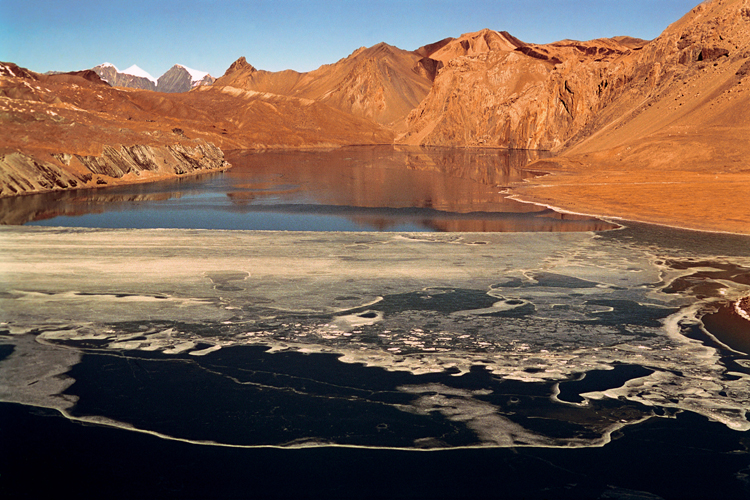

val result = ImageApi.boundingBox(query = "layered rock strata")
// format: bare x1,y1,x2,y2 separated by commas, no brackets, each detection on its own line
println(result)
398,33,644,149
0,142,228,197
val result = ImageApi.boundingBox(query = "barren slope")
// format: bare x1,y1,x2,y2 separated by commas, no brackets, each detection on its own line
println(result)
511,0,750,234
213,43,435,130
398,31,641,149
0,62,391,197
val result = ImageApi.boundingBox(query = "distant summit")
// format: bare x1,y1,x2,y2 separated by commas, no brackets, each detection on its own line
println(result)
157,64,216,93
94,63,156,90
92,63,214,92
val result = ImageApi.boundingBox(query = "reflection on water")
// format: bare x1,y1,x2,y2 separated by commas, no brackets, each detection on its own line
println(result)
6,146,617,232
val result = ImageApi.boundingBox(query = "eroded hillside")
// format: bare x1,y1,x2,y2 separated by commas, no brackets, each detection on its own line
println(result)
511,0,750,233
0,61,391,196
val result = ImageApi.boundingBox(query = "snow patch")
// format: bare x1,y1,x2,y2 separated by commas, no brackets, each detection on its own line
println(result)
1,64,16,77
122,64,157,84
99,62,119,72
176,64,210,84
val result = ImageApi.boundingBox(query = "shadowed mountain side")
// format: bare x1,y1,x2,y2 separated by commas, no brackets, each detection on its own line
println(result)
156,65,216,93
92,64,157,91
213,43,435,130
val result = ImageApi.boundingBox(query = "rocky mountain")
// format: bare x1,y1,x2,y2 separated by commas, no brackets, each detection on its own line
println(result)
509,0,750,233
397,32,645,149
93,63,157,91
398,0,749,160
157,64,216,93
92,63,214,93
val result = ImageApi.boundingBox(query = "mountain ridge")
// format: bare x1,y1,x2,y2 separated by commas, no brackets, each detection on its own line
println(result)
92,63,216,93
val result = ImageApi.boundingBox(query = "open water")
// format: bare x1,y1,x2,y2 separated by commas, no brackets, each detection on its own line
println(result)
4,146,615,232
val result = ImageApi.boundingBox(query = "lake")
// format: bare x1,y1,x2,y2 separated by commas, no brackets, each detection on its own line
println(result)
4,146,617,232
1,147,749,499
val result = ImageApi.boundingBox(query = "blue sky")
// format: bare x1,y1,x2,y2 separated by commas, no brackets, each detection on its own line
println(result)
2,0,702,78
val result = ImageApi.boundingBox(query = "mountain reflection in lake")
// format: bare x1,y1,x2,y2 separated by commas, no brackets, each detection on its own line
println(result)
6,146,617,231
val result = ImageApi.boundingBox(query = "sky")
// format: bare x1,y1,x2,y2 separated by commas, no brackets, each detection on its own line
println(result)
1,0,703,78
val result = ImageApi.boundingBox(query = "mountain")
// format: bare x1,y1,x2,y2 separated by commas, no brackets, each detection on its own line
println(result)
93,63,157,91
509,0,750,233
92,63,214,93
212,42,435,130
0,59,390,197
397,32,642,149
157,64,216,93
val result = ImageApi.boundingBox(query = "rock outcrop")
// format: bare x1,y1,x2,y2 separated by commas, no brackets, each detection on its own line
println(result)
0,142,228,197
397,32,641,149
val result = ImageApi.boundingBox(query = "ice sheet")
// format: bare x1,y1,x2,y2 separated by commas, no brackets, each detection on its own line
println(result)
1,225,749,448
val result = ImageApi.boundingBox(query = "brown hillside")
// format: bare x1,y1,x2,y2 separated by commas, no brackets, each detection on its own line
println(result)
511,0,750,234
0,61,391,197
398,32,637,149
213,43,434,130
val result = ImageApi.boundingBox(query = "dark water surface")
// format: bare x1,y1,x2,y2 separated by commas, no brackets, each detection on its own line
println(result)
6,146,617,232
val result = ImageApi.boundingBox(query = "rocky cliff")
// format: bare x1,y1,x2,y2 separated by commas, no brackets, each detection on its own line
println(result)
399,0,750,155
508,0,750,234
0,143,228,197
397,31,644,149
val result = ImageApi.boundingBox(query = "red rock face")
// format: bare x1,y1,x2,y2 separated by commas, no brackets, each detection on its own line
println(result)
398,33,639,150
401,0,750,155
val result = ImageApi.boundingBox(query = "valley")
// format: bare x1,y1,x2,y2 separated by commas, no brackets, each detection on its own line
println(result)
1,0,748,233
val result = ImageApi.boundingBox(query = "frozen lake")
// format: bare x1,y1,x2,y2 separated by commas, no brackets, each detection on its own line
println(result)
1,222,749,498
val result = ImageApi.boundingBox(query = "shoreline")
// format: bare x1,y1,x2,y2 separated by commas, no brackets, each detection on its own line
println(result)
509,160,750,236
506,193,750,238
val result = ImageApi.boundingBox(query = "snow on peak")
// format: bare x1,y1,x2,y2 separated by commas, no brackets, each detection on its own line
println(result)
122,64,157,83
176,64,210,83
99,62,119,71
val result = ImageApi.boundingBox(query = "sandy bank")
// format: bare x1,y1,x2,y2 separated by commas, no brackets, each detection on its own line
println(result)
511,158,750,236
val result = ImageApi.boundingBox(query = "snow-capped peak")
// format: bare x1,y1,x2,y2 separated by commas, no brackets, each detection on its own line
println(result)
99,62,119,71
122,64,157,84
176,64,210,83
